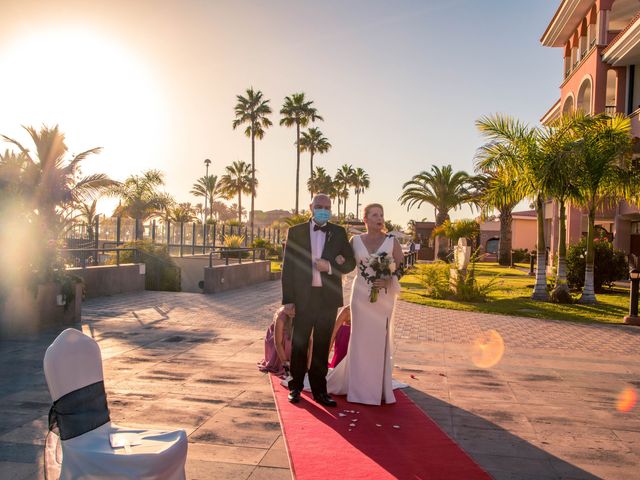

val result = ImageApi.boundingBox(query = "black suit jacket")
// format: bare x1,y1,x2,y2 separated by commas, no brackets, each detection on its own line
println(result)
281,221,356,311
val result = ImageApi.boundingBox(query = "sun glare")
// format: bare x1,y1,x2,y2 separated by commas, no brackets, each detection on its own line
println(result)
470,329,505,369
0,27,168,187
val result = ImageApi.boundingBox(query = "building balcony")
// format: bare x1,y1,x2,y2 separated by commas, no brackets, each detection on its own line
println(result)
602,12,640,66
630,107,640,137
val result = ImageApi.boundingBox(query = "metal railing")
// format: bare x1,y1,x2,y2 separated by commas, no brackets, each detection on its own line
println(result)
59,247,140,268
208,247,268,267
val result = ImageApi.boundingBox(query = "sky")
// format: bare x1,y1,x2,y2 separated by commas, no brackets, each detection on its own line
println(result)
0,0,561,227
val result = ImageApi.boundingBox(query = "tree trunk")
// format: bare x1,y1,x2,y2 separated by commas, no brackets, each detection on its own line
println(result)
356,189,360,220
579,204,597,304
237,191,242,226
498,207,513,266
343,194,347,219
532,195,549,300
295,122,300,214
434,210,449,261
551,197,571,303
250,129,255,243
310,149,314,199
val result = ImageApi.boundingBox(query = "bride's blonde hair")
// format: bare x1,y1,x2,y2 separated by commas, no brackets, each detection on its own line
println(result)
363,203,384,219
363,203,386,232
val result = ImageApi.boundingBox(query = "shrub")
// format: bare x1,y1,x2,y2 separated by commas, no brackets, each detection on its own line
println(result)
252,238,282,260
419,262,451,299
511,248,529,264
221,235,249,259
566,238,628,292
112,240,181,291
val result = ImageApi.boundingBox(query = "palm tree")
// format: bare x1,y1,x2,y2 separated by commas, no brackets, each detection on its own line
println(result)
1,125,114,238
475,115,552,300
351,167,370,220
168,203,197,223
299,127,331,198
76,199,99,241
307,166,333,198
470,168,521,266
335,164,355,218
233,87,272,238
190,174,221,223
538,114,583,302
110,170,172,240
571,113,634,304
399,165,472,261
280,93,323,213
219,160,255,225
432,219,480,245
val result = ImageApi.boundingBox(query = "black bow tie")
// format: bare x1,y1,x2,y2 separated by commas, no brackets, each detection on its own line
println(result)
313,223,329,232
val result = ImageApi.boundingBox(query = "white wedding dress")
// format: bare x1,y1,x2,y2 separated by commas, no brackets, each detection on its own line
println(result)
326,234,406,405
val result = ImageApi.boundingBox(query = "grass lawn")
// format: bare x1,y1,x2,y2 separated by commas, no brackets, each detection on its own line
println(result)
400,262,630,324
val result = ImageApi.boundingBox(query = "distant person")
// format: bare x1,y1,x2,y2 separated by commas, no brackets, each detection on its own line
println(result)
409,240,416,253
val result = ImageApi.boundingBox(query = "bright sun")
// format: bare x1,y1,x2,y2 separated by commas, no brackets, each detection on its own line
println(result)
0,27,168,195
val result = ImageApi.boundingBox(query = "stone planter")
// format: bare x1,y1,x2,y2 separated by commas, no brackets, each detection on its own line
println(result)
0,282,82,336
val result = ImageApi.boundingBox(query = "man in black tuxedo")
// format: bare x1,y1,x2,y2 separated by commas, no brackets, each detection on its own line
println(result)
281,193,356,406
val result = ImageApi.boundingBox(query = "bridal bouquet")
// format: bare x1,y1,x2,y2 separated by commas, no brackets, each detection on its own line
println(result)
359,251,400,303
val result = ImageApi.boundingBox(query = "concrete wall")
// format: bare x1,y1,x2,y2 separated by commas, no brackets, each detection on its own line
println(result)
173,256,210,293
70,264,145,298
204,261,271,293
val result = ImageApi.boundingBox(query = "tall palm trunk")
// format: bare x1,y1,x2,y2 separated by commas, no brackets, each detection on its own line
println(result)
337,197,341,218
295,122,300,214
498,207,513,266
309,149,315,199
552,198,571,303
579,203,597,304
250,129,255,242
532,195,549,300
343,194,347,219
434,210,449,261
356,189,360,220
237,191,242,225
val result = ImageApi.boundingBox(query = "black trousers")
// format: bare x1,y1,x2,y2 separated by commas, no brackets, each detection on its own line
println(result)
288,287,336,395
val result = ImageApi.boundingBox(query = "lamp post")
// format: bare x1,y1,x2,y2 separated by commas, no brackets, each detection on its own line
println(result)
204,158,211,224
624,267,640,325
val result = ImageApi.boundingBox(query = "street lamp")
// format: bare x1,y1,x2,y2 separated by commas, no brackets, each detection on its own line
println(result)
204,158,211,224
624,265,640,326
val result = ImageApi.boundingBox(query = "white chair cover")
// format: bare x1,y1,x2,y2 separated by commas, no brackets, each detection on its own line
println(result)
44,328,187,480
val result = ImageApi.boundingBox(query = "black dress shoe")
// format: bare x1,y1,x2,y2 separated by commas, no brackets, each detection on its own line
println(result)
288,389,301,403
313,393,337,407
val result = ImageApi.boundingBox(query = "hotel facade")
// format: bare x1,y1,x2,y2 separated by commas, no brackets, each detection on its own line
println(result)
541,0,640,261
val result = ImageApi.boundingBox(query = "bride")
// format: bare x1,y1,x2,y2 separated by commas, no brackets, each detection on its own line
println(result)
327,203,405,405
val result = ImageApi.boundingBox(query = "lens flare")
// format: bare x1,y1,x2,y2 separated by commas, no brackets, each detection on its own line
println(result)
616,388,638,413
471,330,505,369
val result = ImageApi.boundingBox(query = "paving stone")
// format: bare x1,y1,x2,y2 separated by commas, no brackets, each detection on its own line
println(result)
2,275,640,479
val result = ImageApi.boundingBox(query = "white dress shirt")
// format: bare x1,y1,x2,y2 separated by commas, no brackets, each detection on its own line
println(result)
309,221,330,287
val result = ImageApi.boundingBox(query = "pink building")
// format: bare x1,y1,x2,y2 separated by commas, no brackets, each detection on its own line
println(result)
541,0,640,260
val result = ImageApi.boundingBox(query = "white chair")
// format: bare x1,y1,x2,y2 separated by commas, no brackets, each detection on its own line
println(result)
43,328,187,480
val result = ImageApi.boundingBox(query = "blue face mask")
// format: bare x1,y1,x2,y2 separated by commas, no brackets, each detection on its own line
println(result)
313,208,331,224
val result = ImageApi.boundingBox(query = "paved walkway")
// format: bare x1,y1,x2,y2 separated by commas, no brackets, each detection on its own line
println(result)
1,277,640,479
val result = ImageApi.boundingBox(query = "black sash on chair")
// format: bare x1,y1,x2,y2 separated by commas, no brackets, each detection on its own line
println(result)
48,381,110,440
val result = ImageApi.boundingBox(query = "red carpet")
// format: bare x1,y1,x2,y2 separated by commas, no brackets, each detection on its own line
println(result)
270,375,491,480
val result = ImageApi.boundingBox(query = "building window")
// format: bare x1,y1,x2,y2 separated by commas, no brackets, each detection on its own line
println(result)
632,222,640,234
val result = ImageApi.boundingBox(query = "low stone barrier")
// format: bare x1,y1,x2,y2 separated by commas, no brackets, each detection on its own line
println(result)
70,264,145,298
204,260,271,293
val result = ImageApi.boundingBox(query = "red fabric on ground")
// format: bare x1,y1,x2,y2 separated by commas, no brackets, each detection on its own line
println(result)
270,375,491,480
